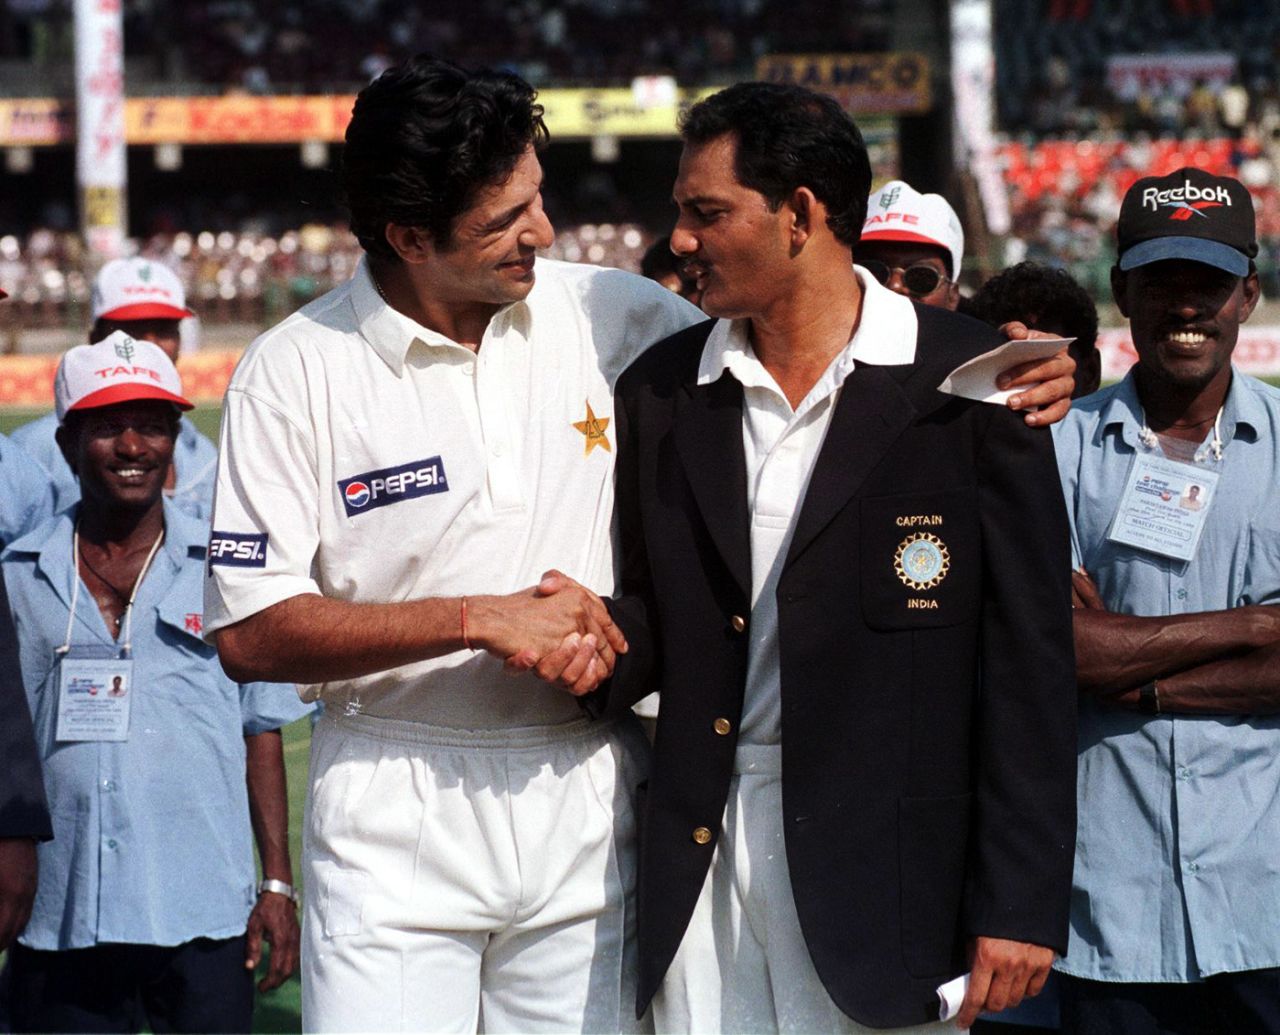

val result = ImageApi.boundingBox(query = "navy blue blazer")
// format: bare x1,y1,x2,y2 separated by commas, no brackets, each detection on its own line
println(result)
602,304,1078,1029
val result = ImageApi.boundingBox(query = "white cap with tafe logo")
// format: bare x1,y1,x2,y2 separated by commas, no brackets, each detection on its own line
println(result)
861,180,965,279
54,330,194,422
92,258,195,322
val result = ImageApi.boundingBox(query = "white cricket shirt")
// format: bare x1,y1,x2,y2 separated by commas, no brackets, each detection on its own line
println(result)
696,268,918,751
205,257,700,728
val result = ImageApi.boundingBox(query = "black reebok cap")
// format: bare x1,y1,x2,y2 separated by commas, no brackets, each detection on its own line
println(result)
1116,166,1257,277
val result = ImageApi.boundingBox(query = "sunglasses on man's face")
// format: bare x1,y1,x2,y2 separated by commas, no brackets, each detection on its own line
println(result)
860,259,947,297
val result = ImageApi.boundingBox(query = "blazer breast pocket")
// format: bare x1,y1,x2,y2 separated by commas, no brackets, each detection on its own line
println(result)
860,489,980,630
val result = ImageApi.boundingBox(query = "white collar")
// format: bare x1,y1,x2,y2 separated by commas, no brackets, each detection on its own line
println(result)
350,257,530,376
696,264,918,388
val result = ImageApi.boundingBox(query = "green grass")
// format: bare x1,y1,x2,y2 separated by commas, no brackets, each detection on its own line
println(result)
252,718,310,1034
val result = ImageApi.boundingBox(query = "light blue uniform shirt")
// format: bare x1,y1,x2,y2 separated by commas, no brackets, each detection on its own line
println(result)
3,501,312,951
0,432,54,548
1052,367,1280,983
12,411,218,520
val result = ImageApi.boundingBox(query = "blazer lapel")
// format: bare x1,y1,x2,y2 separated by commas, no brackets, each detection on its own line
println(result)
785,364,916,567
674,371,752,600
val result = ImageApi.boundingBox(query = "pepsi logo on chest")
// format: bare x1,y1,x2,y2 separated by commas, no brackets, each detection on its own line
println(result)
337,456,450,517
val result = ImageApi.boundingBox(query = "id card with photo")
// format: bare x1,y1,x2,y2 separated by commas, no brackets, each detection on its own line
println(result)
55,655,134,742
1106,452,1220,563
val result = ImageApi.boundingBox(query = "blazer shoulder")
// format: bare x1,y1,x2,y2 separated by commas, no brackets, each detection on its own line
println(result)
915,302,1005,367
617,317,716,400
894,304,1003,412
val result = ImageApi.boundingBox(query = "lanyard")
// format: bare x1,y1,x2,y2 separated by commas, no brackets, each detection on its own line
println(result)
58,524,165,657
1137,405,1225,464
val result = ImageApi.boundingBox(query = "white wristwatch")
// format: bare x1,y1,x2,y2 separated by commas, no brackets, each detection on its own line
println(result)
256,878,300,904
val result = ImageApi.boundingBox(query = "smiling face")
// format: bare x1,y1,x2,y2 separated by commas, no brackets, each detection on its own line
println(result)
669,134,794,319
1112,258,1259,395
57,401,178,513
419,145,554,308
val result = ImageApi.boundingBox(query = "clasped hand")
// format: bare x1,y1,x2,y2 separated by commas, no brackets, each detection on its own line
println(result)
473,570,625,695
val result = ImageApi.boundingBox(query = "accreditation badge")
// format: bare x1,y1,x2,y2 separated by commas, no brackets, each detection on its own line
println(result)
55,647,134,742
1106,452,1221,563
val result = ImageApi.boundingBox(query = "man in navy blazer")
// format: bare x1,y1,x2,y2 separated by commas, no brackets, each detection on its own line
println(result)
587,83,1078,1033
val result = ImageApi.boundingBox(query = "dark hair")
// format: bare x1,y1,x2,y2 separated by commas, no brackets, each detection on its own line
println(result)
966,262,1099,356
679,82,871,246
342,55,549,259
640,237,681,281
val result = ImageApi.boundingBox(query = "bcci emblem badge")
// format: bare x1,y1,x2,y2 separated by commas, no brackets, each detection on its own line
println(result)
880,186,901,209
894,532,950,590
114,336,136,362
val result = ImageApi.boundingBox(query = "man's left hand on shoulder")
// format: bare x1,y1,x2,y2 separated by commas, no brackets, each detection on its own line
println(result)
955,935,1055,1030
996,321,1076,427
245,884,300,992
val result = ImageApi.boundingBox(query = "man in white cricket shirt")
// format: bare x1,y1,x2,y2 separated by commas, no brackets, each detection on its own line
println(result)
202,56,700,1033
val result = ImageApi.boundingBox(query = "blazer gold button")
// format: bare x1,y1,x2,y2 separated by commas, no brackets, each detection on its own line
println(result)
692,826,712,845
730,615,746,633
713,718,732,736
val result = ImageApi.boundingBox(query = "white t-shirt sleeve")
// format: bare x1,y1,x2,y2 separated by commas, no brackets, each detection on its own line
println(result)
203,347,323,640
575,267,704,387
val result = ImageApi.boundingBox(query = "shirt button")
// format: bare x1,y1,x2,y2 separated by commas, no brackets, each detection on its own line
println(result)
692,826,713,845
491,442,505,458
1176,588,1188,600
713,717,732,736
106,838,118,850
462,362,476,376
730,615,746,634
101,779,116,792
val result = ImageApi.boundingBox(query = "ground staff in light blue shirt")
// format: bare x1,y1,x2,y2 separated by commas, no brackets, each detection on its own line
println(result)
0,432,53,547
3,333,311,1034
5,502,311,951
12,410,217,518
1055,367,1280,982
1049,165,1280,1035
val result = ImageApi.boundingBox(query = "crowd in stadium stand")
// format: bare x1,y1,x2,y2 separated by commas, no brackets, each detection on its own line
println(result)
995,0,1280,136
0,0,892,90
0,222,653,344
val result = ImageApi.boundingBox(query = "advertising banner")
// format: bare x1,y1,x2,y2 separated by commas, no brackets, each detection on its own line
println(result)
74,0,126,258
755,53,932,114
1106,53,1236,101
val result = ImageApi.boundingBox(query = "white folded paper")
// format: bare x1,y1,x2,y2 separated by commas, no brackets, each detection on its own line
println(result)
937,337,1075,405
936,972,970,1027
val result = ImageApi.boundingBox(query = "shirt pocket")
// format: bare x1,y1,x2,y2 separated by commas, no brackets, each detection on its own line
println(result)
1240,521,1280,605
860,488,980,630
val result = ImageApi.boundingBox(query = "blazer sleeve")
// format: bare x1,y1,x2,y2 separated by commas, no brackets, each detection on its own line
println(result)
964,405,1077,954
0,571,51,841
590,367,661,718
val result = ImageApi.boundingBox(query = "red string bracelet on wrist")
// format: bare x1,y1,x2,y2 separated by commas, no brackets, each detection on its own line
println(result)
461,596,472,651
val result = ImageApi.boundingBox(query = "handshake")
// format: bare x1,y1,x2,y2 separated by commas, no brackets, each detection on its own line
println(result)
465,570,626,696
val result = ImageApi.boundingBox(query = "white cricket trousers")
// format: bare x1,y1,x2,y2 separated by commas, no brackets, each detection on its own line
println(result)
652,743,947,1034
302,710,649,1034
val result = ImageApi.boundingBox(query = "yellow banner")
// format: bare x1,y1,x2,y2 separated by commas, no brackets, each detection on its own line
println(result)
0,99,69,145
538,87,719,138
755,53,932,114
